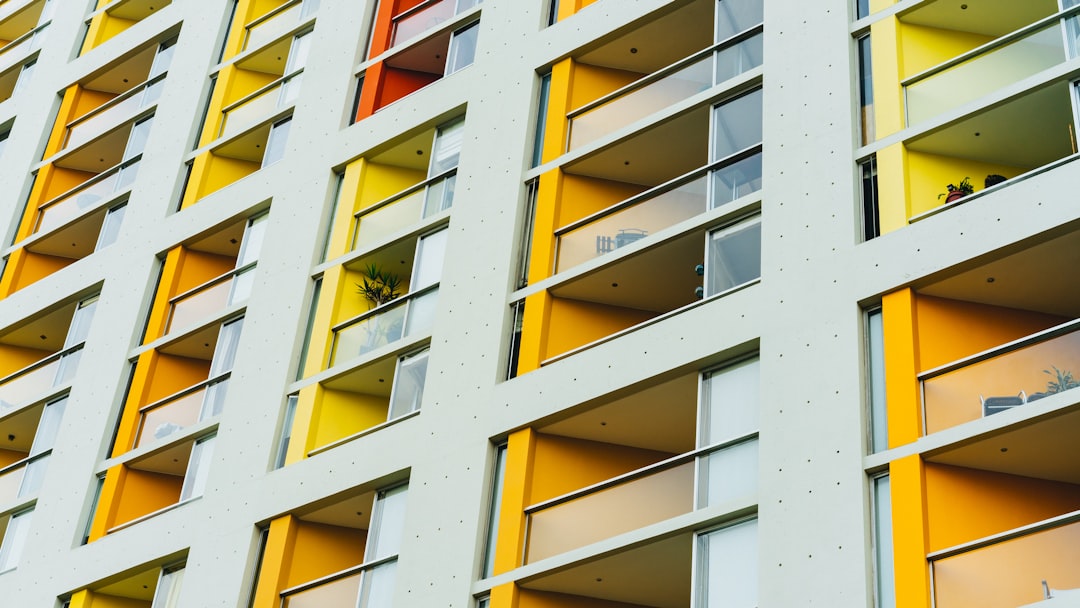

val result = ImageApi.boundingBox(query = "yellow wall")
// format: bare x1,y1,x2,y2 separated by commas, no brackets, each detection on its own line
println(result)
568,63,643,110
71,593,150,608
90,466,183,539
0,447,25,469
925,463,1080,552
557,174,645,227
82,14,138,54
905,151,1023,219
544,298,655,362
309,387,389,450
0,344,51,377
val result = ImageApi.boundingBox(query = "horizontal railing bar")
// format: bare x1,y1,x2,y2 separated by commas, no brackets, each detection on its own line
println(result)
35,154,142,211
244,0,302,30
136,371,231,414
168,262,255,305
928,508,1080,561
902,7,1079,88
220,68,302,114
331,283,438,334
0,449,50,477
64,74,165,131
354,167,457,219
279,555,397,597
918,318,1080,382
524,434,757,514
392,0,446,23
0,21,47,56
567,24,762,120
0,343,83,387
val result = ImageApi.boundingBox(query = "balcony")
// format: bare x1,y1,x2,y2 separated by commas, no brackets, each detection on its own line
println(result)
0,295,96,413
0,0,52,70
179,115,292,208
81,0,171,53
218,73,301,139
0,395,64,507
353,19,478,120
0,56,32,103
494,359,759,570
249,484,408,608
237,0,318,57
879,228,1080,446
215,29,310,140
352,170,455,251
64,562,185,608
329,287,437,367
88,434,215,540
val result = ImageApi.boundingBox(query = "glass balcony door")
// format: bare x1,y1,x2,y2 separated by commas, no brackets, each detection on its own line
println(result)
696,519,758,607
178,435,215,501
148,565,185,608
412,227,449,290
387,348,428,419
15,395,65,498
0,509,33,572
429,117,464,176
704,217,761,298
358,484,408,608
201,317,243,420
697,357,759,508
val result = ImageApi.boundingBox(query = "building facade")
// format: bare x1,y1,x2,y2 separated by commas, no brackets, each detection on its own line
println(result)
0,0,1077,606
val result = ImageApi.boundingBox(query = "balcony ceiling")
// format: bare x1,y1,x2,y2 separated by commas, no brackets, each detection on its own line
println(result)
236,35,291,76
928,400,1080,484
56,126,130,172
900,0,1056,37
158,321,221,360
385,29,450,76
578,0,712,74
216,121,273,162
0,0,42,41
93,568,160,601
107,0,166,21
369,128,436,172
26,206,108,260
521,532,692,608
82,44,157,95
0,300,76,351
907,81,1072,170
919,227,1080,318
565,105,709,187
130,437,193,476
0,402,43,452
186,219,245,257
539,373,697,454
551,230,702,314
322,354,396,396
300,490,376,530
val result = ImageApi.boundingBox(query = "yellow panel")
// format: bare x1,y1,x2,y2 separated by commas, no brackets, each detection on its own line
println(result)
544,298,654,361
568,62,643,111
882,288,921,448
0,344,52,377
493,429,536,575
310,387,388,450
285,520,366,587
891,455,931,608
529,433,675,504
905,150,1024,220
899,24,992,81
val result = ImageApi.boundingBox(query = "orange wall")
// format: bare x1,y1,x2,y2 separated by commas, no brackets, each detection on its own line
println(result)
529,433,675,505
285,521,366,587
925,463,1080,552
111,468,183,528
557,174,646,227
544,298,656,362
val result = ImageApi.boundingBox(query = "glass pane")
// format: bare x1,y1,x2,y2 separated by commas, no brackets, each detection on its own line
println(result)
96,204,126,249
54,349,82,386
221,85,283,139
556,174,707,273
64,297,98,348
858,34,874,144
29,397,66,455
135,387,206,447
12,60,34,95
532,73,551,167
16,455,48,498
710,151,762,208
482,445,507,578
284,32,312,73
422,173,455,216
368,485,409,561
873,475,895,608
262,118,292,167
0,359,61,410
868,310,887,452
209,318,244,376
388,350,428,419
35,165,129,235
714,31,763,85
354,189,426,250
274,395,298,469
228,266,255,304
715,0,763,40
179,436,215,501
116,159,141,190
699,439,758,507
412,228,449,289
429,118,464,176
0,510,33,571
568,55,712,151
392,0,454,47
244,3,302,52
905,23,1066,126
199,377,229,420
712,89,762,160
446,22,479,74
167,279,233,335
237,214,268,267
0,464,27,504
932,519,1080,608
149,567,185,608
123,117,154,160
282,572,362,608
300,0,320,18
703,357,759,445
148,40,176,79
332,302,408,365
404,289,438,336
699,519,758,608
526,461,694,563
706,219,761,296
922,327,1080,435
66,92,145,151
358,560,397,608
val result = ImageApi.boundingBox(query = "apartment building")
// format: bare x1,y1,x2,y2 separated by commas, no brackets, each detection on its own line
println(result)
0,0,1076,606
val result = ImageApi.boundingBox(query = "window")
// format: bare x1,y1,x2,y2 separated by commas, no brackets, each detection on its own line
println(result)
149,565,185,608
860,155,879,240
531,73,551,167
96,204,126,249
699,357,759,508
867,308,887,452
388,349,429,419
872,474,894,608
358,484,409,607
178,435,216,501
711,89,763,208
13,396,67,499
0,509,34,572
429,118,465,176
201,317,244,419
481,444,507,577
446,22,479,75
697,519,758,607
705,217,761,297
12,61,36,96
412,228,449,289
262,117,292,167
274,395,298,469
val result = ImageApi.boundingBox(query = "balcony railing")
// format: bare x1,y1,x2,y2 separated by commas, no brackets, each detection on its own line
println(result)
523,439,756,563
930,511,1080,608
219,72,301,139
329,286,438,367
920,318,1080,435
0,346,81,413
566,28,763,152
32,156,140,236
352,169,455,251
553,149,761,273
242,0,316,53
0,22,46,73
0,452,48,505
132,374,229,448
280,567,363,608
165,265,254,335
390,0,456,48
62,76,163,151
904,12,1080,126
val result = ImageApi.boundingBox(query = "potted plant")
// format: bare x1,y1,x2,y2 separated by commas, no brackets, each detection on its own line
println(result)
938,176,974,203
356,263,402,309
1044,366,1080,394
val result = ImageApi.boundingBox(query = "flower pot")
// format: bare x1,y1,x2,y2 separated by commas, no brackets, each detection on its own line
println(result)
945,190,966,203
